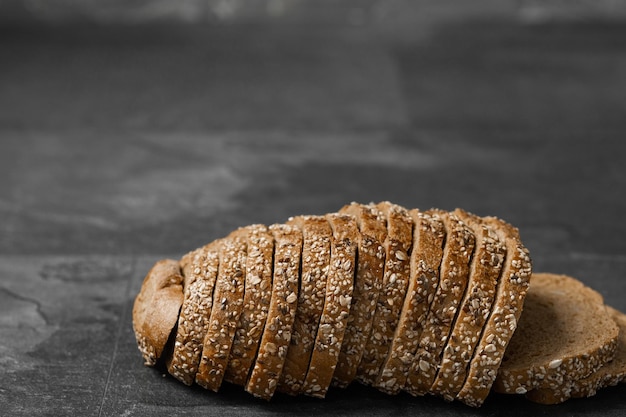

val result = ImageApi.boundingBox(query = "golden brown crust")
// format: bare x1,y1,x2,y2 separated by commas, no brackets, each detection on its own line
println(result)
132,259,184,367
375,209,445,394
195,231,247,391
302,213,358,398
493,273,619,398
333,203,386,388
357,202,413,385
455,216,532,407
279,216,332,395
405,210,475,396
429,209,505,401
167,243,220,385
245,224,302,399
225,225,274,386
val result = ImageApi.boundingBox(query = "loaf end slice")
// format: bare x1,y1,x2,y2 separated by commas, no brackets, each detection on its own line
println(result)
132,259,185,366
493,273,619,397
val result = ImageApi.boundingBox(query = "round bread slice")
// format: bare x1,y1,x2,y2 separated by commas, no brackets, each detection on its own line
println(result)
245,223,302,400
374,209,445,394
356,201,413,385
525,306,626,404
333,202,387,388
455,216,532,407
302,212,358,398
195,231,247,391
429,209,505,401
224,225,274,386
278,215,332,395
404,210,475,396
493,273,619,397
166,242,220,385
132,258,185,366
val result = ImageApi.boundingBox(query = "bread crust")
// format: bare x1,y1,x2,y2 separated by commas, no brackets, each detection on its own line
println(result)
195,231,247,391
225,225,274,386
405,210,475,396
333,203,386,388
430,210,505,400
374,209,445,394
356,202,413,385
455,217,532,407
302,213,357,398
132,259,185,366
245,224,302,399
167,243,219,385
278,216,332,394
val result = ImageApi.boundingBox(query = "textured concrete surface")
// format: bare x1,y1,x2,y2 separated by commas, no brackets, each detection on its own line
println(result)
1,6,626,416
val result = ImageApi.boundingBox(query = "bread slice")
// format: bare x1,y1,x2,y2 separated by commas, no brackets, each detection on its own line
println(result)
278,216,332,394
167,242,220,385
455,216,532,407
356,201,413,385
132,259,185,366
225,225,274,386
195,232,247,391
525,306,626,404
245,224,302,399
429,209,505,401
405,210,475,396
333,202,387,388
302,213,358,398
493,273,619,397
374,209,445,394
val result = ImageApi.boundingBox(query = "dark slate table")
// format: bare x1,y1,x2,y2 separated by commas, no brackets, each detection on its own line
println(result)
2,8,626,417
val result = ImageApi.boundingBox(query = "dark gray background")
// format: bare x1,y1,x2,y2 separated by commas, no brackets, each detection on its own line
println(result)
1,1,626,416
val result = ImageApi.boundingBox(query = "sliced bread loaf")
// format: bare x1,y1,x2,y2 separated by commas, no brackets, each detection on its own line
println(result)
493,273,619,397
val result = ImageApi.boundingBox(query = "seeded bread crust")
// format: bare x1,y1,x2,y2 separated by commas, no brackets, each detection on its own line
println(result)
455,216,532,407
167,243,220,385
132,259,185,366
405,210,475,396
526,306,626,404
375,209,445,394
333,203,387,388
225,225,274,386
356,202,413,385
245,224,303,400
278,215,332,395
493,273,619,397
429,209,505,401
302,213,358,398
195,232,247,391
